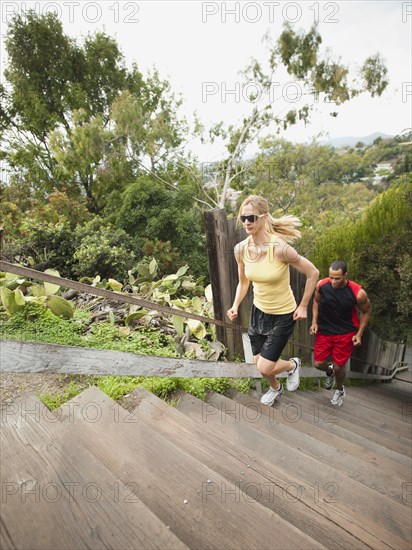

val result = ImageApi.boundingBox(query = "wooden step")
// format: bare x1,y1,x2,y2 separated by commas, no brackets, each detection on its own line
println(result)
176,391,412,550
204,390,410,507
53,387,323,550
296,388,411,440
344,386,412,422
126,386,370,550
349,384,412,418
280,388,412,458
0,393,187,550
227,389,412,481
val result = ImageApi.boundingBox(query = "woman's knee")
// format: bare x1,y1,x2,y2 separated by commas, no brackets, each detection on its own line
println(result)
256,356,276,376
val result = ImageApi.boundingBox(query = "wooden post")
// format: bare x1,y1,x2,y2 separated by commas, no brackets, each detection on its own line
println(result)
204,209,236,359
204,210,253,360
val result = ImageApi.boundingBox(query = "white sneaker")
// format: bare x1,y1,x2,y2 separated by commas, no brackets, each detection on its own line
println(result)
331,387,346,406
260,383,284,406
286,357,301,391
325,364,335,390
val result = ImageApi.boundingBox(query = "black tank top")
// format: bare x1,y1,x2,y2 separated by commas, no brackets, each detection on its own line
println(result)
318,279,361,335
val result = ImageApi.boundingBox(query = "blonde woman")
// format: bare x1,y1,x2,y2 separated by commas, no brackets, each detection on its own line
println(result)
227,195,319,406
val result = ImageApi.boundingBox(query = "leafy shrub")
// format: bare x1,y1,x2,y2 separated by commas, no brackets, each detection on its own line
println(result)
73,219,136,280
311,182,411,341
115,176,207,278
13,220,78,276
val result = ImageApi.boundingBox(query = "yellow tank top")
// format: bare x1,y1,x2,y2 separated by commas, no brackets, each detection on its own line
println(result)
243,236,297,315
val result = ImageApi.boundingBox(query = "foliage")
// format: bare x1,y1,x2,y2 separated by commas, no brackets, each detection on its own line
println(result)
0,270,74,319
115,175,207,277
10,220,78,276
73,219,136,280
311,182,411,341
2,11,194,213
196,23,388,209
41,381,89,410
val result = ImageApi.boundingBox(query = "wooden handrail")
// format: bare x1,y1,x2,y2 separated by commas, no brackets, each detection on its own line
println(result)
0,260,240,329
0,340,408,380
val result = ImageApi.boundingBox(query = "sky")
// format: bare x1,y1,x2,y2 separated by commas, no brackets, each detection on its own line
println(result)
0,0,411,161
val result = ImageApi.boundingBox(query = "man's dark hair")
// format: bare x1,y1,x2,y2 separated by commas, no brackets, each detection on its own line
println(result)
330,260,347,274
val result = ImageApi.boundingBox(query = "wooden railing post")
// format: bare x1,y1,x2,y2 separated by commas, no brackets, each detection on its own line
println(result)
204,209,237,359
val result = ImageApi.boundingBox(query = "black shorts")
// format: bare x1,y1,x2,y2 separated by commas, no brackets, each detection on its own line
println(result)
247,305,295,362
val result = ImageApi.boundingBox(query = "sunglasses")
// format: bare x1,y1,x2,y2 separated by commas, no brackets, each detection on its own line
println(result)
240,214,264,223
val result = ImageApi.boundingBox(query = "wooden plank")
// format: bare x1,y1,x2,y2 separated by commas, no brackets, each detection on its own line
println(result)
302,390,412,440
227,389,412,482
125,386,371,550
204,391,411,507
347,384,412,417
271,388,412,466
2,340,405,380
0,339,256,378
204,209,226,343
0,394,187,550
395,369,412,383
204,209,239,359
176,392,410,550
287,390,412,458
53,387,324,550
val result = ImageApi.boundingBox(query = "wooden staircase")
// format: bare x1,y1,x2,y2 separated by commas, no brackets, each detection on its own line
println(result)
1,381,411,549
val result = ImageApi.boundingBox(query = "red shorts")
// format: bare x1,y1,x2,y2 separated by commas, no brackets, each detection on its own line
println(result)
314,331,356,366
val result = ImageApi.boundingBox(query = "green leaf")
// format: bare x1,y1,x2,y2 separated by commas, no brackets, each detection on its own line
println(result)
137,264,150,277
163,274,178,281
125,310,149,325
44,269,61,295
32,284,46,297
182,280,196,291
176,265,189,277
205,284,213,302
14,288,26,306
149,258,158,275
172,315,184,337
187,319,207,340
0,287,25,315
109,310,115,325
170,298,187,308
191,296,203,312
0,274,26,290
79,276,96,284
46,295,74,319
108,279,122,292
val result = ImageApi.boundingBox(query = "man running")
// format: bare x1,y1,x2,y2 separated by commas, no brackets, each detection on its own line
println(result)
310,261,372,406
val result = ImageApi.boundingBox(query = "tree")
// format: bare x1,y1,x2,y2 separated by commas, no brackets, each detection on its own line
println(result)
196,23,388,209
311,182,411,342
115,175,207,277
1,11,193,213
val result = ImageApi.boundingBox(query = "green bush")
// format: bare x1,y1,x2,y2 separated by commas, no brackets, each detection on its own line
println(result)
311,182,411,341
73,219,136,280
115,176,207,278
13,220,78,277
